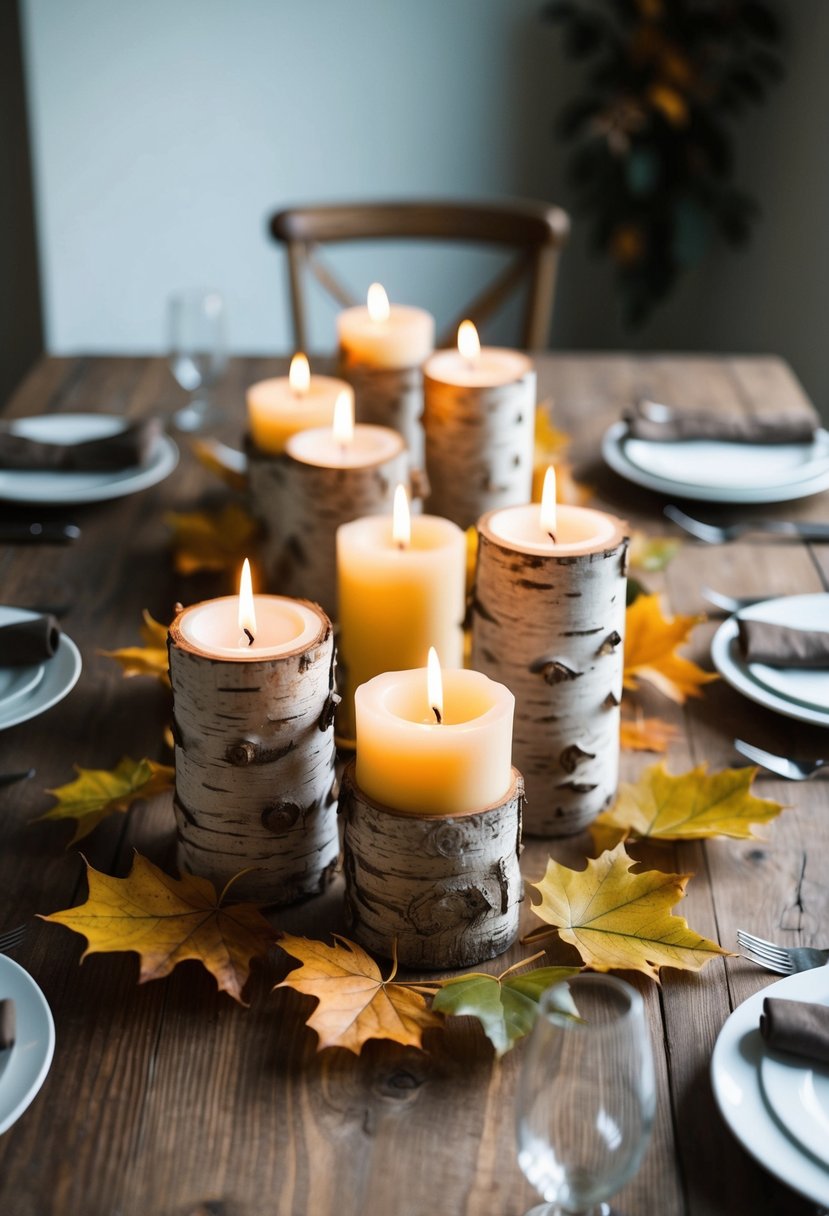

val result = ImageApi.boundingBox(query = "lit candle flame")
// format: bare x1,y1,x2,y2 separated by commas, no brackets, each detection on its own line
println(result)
332,391,354,447
392,483,411,549
238,558,257,646
367,282,390,323
427,647,443,725
540,465,557,542
289,352,310,397
457,319,480,363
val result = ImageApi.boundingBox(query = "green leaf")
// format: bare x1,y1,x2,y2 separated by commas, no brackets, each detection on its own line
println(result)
432,965,580,1057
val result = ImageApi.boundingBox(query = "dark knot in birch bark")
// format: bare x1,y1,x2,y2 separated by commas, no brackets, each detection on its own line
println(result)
529,656,582,684
225,739,295,767
428,822,467,858
597,630,622,656
261,801,304,833
559,744,596,774
318,692,341,732
408,884,493,933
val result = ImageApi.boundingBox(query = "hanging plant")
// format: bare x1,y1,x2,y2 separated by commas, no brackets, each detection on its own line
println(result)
543,0,784,324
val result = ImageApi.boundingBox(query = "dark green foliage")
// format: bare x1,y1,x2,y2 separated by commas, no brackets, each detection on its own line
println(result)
542,0,783,324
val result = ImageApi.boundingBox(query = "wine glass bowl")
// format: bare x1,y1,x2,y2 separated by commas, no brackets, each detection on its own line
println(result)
167,289,227,431
516,973,655,1216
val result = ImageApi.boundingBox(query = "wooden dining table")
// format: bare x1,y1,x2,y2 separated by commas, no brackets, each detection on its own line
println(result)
0,352,828,1216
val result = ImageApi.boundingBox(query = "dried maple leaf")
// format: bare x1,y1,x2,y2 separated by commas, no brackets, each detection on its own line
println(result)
39,756,175,843
529,842,728,981
432,957,581,1057
629,531,682,572
534,407,569,460
532,410,592,505
620,710,678,753
166,501,260,576
100,609,170,684
41,854,274,1004
624,593,718,702
591,762,785,853
276,934,442,1054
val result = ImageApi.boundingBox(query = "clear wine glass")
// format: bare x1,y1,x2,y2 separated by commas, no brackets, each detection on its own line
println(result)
516,974,655,1216
166,289,227,432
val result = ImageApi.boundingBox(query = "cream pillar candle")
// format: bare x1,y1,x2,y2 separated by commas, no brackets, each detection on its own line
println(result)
247,353,352,455
336,487,466,738
423,321,536,529
169,563,339,904
354,658,515,816
471,471,628,837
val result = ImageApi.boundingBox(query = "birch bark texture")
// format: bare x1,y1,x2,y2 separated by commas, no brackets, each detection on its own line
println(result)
471,515,628,837
339,356,426,468
341,762,524,969
247,435,412,620
168,602,339,905
422,361,536,530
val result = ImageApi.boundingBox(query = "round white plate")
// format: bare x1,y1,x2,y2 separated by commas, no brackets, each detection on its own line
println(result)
0,414,178,504
602,422,829,503
711,594,829,727
761,1036,829,1168
0,663,45,711
711,967,829,1207
0,954,55,1135
0,609,81,731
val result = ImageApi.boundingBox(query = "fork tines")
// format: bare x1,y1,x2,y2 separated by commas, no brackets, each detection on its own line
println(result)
0,923,27,954
736,929,793,974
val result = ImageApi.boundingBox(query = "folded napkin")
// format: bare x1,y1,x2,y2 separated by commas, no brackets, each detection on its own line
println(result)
624,399,819,445
0,417,162,472
760,997,829,1065
737,618,829,668
0,999,14,1050
0,615,61,666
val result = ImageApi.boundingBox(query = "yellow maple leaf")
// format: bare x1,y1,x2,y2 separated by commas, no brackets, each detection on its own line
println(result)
620,711,678,753
276,934,442,1054
591,762,785,853
100,609,170,684
624,593,718,702
166,501,260,576
39,756,175,843
465,525,478,595
40,854,274,1004
532,411,592,505
529,842,728,981
534,407,569,460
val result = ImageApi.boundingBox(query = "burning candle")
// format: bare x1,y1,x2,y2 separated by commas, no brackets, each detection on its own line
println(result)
337,283,435,369
247,353,353,455
354,649,515,815
487,465,619,554
285,392,403,469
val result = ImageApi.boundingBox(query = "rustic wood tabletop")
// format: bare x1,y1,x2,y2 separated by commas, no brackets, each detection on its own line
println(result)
0,353,827,1216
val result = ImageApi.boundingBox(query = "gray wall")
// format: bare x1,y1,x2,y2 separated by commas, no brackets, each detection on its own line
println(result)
20,0,829,411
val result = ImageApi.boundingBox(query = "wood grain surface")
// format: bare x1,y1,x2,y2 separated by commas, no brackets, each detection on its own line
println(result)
0,354,827,1216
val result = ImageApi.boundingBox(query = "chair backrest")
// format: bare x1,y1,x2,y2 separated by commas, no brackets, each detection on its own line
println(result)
269,199,570,352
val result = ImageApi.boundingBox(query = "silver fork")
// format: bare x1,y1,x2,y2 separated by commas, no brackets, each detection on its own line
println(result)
734,738,827,780
737,929,829,974
664,505,829,544
0,924,26,954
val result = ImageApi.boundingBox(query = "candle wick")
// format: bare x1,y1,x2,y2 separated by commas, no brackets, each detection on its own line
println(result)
432,706,442,725
244,628,254,646
547,531,557,544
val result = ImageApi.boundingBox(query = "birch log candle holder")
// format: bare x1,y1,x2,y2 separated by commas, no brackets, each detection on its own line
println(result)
168,579,339,906
472,480,628,838
422,323,536,530
343,658,522,969
338,358,426,468
248,403,413,620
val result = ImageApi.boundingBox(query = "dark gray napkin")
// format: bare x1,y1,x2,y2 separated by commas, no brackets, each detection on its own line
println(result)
0,417,162,472
0,999,14,1050
624,399,819,445
737,618,829,668
0,615,61,666
760,997,829,1065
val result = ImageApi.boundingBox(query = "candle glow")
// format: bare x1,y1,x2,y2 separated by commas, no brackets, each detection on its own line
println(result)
332,391,355,447
367,282,391,324
540,465,557,540
392,483,411,548
288,353,311,397
238,558,257,645
457,320,481,364
427,647,443,724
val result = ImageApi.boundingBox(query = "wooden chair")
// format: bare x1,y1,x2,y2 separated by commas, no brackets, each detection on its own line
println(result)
269,199,570,352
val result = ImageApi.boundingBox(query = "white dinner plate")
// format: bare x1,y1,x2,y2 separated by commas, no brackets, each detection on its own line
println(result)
711,968,829,1207
0,954,55,1135
0,608,81,730
711,594,829,727
0,663,45,711
602,421,829,503
0,413,178,504
761,1034,829,1168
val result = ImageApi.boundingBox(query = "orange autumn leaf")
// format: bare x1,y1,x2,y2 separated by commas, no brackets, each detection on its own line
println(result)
624,593,717,703
100,609,170,684
591,762,785,853
533,411,592,505
620,711,678,753
276,934,442,1054
166,501,260,576
39,756,175,843
41,854,274,1004
530,843,728,981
